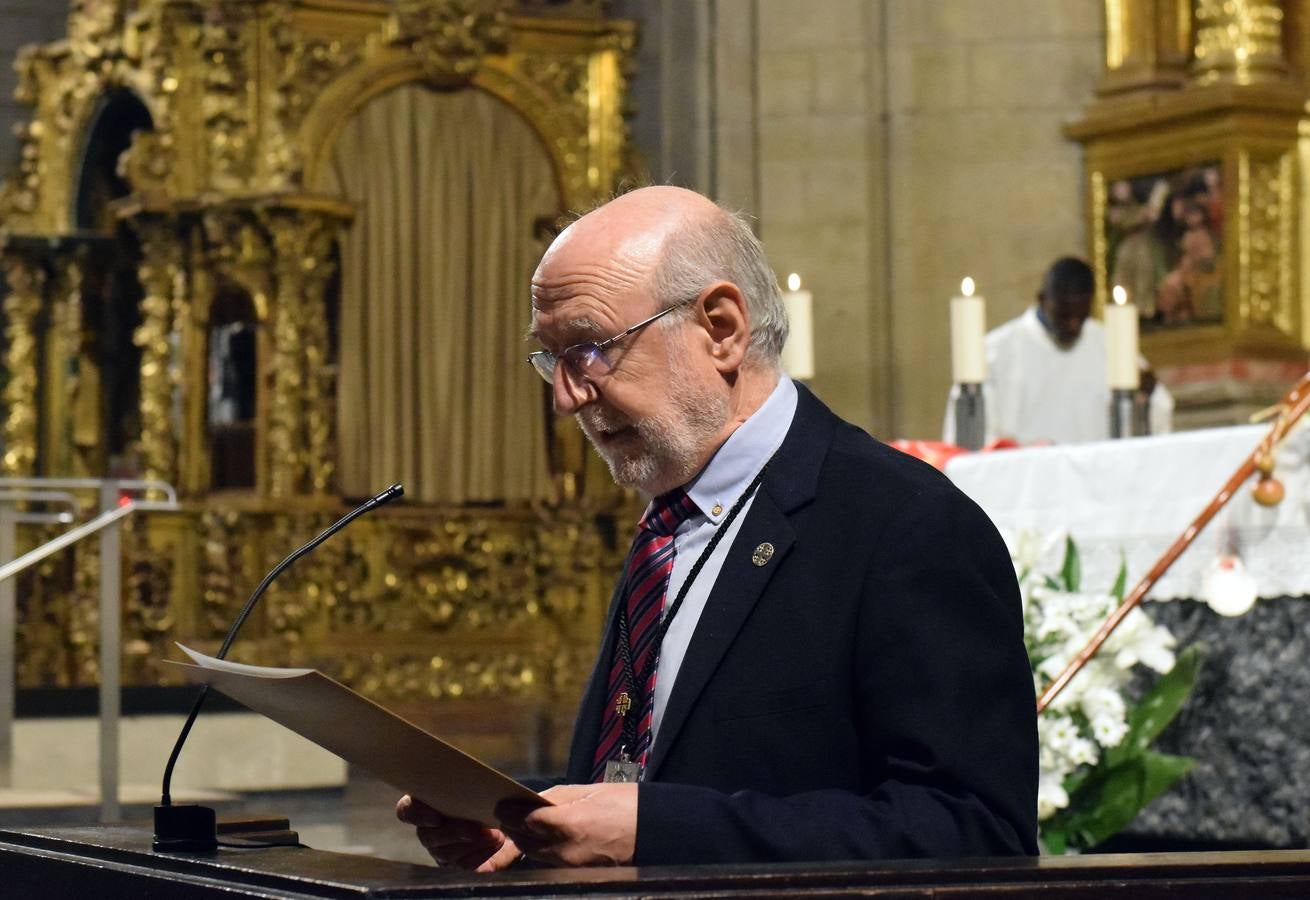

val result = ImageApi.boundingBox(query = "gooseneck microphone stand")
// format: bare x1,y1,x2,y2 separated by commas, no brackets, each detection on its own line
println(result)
153,484,404,852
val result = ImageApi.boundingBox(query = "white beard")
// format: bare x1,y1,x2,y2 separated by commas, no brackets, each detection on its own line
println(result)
577,356,729,494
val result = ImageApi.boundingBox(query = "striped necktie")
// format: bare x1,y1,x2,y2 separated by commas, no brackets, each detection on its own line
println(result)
592,488,699,781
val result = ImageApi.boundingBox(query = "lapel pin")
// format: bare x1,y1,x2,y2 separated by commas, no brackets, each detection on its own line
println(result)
751,542,774,567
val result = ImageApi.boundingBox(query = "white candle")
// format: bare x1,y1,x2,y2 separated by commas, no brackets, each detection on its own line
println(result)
950,277,986,384
781,273,815,380
1106,285,1140,390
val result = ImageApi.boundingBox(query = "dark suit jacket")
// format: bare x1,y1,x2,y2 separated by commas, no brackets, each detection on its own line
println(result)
562,384,1039,864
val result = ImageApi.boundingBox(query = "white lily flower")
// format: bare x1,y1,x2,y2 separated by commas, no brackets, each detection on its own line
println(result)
1038,772,1070,820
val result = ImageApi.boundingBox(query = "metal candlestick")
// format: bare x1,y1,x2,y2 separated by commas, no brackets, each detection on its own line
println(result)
954,382,985,451
1109,388,1148,438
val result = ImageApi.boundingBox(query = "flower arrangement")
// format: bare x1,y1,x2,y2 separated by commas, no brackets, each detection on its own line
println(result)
1014,532,1201,853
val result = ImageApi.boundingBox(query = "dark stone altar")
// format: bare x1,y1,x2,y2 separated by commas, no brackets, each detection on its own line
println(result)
1126,596,1310,849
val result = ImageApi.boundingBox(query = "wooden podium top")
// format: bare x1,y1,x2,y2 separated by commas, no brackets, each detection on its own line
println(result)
4,825,1310,898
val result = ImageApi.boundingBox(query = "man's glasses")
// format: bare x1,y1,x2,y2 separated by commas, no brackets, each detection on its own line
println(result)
527,301,689,384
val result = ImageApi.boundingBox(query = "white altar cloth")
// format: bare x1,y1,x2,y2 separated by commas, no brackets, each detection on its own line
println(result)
944,423,1310,602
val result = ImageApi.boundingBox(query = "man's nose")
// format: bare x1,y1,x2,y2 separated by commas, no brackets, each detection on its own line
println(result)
552,364,596,415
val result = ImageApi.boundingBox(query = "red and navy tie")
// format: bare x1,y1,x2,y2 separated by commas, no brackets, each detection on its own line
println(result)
592,489,700,781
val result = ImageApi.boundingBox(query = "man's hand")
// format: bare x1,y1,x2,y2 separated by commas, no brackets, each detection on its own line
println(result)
498,783,638,867
396,794,522,871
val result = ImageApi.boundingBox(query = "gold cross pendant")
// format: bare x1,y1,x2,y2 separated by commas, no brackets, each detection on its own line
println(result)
614,692,631,717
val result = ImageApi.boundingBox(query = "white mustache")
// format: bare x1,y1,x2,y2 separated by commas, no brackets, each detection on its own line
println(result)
578,407,635,434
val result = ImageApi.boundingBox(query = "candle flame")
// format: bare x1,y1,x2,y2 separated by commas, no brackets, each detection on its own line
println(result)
961,277,975,298
787,273,801,292
1112,285,1128,305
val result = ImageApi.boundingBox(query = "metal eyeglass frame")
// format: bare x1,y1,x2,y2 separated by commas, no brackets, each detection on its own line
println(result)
527,300,691,383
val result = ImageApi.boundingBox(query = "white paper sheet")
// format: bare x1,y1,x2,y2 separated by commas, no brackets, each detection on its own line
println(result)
168,643,547,827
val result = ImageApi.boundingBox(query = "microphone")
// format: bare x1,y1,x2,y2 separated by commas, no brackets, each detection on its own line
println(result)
153,483,404,852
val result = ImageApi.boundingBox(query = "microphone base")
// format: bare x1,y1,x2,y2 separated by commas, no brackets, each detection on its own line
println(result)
218,816,300,847
153,804,217,853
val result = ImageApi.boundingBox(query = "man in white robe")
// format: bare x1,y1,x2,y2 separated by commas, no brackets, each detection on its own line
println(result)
942,257,1172,445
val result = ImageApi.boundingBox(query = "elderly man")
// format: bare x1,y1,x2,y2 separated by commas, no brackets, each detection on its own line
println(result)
399,186,1037,868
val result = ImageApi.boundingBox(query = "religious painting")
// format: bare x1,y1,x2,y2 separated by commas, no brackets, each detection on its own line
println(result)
1104,163,1224,330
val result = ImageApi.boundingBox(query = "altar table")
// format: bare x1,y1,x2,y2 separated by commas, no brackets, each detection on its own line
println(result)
944,423,1310,603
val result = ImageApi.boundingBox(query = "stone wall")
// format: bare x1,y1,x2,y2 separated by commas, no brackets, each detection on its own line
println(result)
621,0,1104,439
881,1,1102,438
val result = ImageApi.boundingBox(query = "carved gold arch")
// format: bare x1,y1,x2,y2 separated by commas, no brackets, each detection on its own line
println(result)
298,39,613,211
0,1,637,772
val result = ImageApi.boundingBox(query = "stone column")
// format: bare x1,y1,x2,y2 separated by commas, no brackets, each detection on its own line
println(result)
0,251,46,477
1192,0,1288,83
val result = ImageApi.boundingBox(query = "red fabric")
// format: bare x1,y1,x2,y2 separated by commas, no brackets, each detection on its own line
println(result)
886,438,1023,471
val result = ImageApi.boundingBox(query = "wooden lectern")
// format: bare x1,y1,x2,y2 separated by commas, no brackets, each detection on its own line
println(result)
4,825,1310,898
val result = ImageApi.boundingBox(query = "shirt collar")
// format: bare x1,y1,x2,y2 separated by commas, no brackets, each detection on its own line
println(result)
682,376,799,525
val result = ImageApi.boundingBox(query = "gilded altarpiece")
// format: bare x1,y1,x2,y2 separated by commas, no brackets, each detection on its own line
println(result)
0,0,636,768
1072,0,1310,428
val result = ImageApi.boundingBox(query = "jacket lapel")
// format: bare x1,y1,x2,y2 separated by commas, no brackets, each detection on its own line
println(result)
643,384,835,780
643,489,795,779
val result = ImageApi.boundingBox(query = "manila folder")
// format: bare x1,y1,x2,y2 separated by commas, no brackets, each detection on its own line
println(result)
167,643,547,827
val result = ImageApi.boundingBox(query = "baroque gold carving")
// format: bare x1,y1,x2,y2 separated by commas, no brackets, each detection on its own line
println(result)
0,51,44,219
1100,0,1193,94
43,247,89,478
268,10,365,186
132,218,185,485
388,0,510,87
1090,171,1109,314
1238,150,1296,332
1194,0,1288,83
262,208,347,497
1,253,46,477
199,6,257,192
1,2,636,736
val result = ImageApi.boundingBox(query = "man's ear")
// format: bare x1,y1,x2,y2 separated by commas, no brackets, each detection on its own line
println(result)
695,282,751,373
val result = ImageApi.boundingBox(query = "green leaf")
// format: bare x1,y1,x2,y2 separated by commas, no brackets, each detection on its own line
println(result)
1046,752,1194,850
1104,645,1202,768
1042,575,1062,591
1110,555,1128,602
1060,536,1081,593
1040,826,1068,855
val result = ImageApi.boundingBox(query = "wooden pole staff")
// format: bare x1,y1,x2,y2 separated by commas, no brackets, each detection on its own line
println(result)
1035,372,1310,714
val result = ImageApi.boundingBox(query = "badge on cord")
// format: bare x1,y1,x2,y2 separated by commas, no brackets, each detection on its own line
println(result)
604,749,640,783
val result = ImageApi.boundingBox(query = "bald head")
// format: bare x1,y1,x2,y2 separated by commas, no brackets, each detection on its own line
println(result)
535,187,728,305
533,186,788,365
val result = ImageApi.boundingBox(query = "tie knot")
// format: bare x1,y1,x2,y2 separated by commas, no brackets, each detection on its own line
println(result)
640,489,698,537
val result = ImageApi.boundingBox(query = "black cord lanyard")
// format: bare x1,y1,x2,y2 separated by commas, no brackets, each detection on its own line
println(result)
612,462,771,758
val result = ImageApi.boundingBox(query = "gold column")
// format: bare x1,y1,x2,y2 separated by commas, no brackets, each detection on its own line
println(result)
1101,0,1194,94
1,251,45,477
262,206,347,498
1193,0,1289,83
133,219,185,486
41,245,94,478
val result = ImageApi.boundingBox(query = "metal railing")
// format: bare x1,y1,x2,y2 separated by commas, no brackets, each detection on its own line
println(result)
0,478,179,821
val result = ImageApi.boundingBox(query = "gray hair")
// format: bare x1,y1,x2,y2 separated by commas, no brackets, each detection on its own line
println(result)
647,207,788,367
